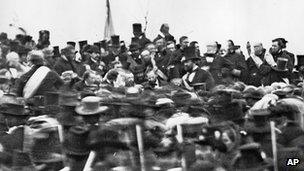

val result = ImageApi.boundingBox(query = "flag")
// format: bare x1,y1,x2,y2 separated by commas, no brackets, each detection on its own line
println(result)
104,0,115,40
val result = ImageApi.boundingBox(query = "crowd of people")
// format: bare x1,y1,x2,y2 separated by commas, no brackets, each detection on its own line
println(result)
0,23,304,170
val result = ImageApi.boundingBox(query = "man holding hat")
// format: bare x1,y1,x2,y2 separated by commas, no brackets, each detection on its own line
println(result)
182,46,215,91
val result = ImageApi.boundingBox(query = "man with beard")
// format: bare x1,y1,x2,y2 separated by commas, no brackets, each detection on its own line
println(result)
182,46,214,91
223,40,248,82
201,42,233,85
131,23,151,51
245,42,266,86
259,38,293,85
153,23,175,43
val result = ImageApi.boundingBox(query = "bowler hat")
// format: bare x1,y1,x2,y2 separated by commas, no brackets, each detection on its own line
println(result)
63,126,90,155
132,23,142,33
75,96,109,115
272,57,288,72
183,46,200,61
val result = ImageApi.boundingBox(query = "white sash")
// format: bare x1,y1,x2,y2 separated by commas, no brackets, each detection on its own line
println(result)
23,66,50,99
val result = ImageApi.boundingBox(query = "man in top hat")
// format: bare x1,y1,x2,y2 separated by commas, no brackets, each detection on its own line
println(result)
182,46,215,91
222,40,248,83
201,41,233,85
106,35,121,66
153,23,175,43
132,23,151,51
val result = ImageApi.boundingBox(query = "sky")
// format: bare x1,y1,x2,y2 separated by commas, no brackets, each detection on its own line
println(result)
1,0,304,55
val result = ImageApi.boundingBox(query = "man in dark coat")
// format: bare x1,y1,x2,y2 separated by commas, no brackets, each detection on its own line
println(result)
182,46,215,91
201,42,233,85
73,70,99,92
224,40,248,83
245,42,266,86
54,46,83,76
259,38,294,85
84,45,104,76
131,23,151,51
14,50,63,98
153,23,175,43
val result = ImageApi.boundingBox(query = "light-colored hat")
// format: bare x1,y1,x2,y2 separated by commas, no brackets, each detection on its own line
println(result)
75,96,109,115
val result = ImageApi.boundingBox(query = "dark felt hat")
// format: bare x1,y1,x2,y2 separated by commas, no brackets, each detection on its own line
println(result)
110,35,120,47
183,46,200,61
53,46,60,57
272,57,288,72
63,126,90,156
67,41,76,48
132,23,142,33
78,40,88,51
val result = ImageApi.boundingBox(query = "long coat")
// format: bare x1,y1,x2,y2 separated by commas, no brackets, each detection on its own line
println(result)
224,52,248,82
245,49,266,86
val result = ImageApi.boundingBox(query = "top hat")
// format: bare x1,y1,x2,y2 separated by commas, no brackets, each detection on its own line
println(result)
78,40,88,51
67,41,76,48
183,46,200,61
11,150,37,171
53,46,60,57
30,135,63,163
232,143,272,171
75,96,109,115
110,35,120,47
297,55,304,67
63,126,90,156
132,23,142,33
100,40,107,50
273,57,288,72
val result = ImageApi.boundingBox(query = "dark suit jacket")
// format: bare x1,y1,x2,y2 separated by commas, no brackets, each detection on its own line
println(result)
183,67,215,91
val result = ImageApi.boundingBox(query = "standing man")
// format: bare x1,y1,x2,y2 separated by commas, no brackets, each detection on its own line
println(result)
223,40,248,82
153,23,175,43
245,42,266,86
132,23,151,51
182,46,215,91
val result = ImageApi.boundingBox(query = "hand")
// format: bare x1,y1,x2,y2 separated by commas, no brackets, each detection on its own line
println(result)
264,52,276,67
